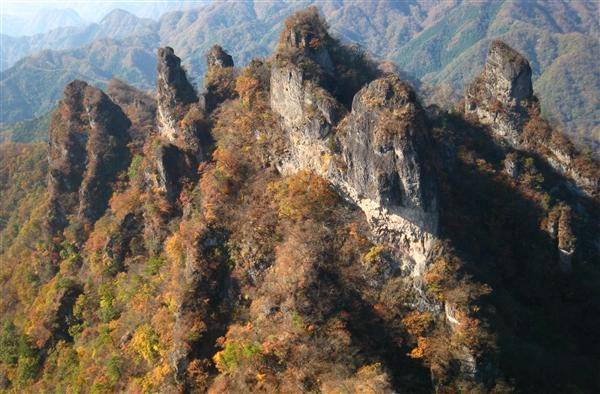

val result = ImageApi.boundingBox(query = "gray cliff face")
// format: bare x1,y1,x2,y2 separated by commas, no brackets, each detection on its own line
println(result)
465,40,533,146
156,46,208,157
480,40,533,104
271,64,438,279
337,76,438,277
47,80,131,234
271,9,438,274
156,47,198,116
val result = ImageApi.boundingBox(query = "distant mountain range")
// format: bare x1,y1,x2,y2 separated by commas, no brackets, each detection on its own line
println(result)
0,0,598,148
0,8,85,37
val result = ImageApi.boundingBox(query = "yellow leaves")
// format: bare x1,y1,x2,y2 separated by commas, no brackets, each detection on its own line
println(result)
362,245,388,265
133,362,171,393
213,340,263,374
235,75,260,106
129,324,160,365
423,256,453,302
109,187,141,220
164,233,184,266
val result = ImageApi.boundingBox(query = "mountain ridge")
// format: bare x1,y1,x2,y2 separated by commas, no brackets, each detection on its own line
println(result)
1,0,597,150
0,7,598,392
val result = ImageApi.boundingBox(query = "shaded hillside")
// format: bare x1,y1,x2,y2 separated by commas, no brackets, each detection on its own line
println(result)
0,113,52,143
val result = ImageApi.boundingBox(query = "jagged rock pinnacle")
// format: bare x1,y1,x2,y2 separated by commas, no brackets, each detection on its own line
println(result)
465,40,533,145
48,80,131,233
156,46,204,148
157,47,198,108
483,40,533,103
206,45,234,70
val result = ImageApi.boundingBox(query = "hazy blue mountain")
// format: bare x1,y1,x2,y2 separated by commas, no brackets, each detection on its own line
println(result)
1,9,157,70
0,35,157,123
0,8,85,36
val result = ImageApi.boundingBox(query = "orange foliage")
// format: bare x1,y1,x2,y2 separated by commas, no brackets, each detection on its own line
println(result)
269,171,338,222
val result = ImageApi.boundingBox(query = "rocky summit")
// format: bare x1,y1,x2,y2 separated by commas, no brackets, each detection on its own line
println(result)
0,7,599,394
47,80,131,236
465,40,533,145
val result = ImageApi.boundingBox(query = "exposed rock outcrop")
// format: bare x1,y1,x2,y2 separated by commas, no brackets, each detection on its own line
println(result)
47,80,131,235
335,76,438,278
465,40,533,146
149,47,213,208
466,40,599,198
156,47,198,136
546,205,577,273
156,47,211,160
203,45,236,114
271,58,437,282
154,45,236,384
206,44,233,70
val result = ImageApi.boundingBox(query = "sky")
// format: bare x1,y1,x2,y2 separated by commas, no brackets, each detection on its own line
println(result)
1,0,211,22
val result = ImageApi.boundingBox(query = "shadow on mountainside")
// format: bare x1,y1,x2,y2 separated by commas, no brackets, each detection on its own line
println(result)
431,112,600,391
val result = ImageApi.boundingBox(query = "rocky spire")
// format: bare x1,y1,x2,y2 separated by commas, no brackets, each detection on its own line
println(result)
335,75,438,277
270,11,438,280
147,47,212,219
465,41,598,197
157,47,197,108
47,80,131,235
155,46,212,159
276,5,334,73
206,44,234,70
203,45,236,114
465,40,533,145
480,40,533,103
156,47,199,144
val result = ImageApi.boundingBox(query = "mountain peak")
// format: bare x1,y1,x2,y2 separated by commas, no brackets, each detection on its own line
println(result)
157,47,197,104
352,74,418,113
47,80,131,234
275,6,334,73
485,40,533,102
156,46,198,141
206,44,234,70
465,40,534,145
278,6,331,51
99,8,137,24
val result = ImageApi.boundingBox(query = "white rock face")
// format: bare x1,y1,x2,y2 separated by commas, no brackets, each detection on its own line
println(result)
271,66,439,279
156,46,198,144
